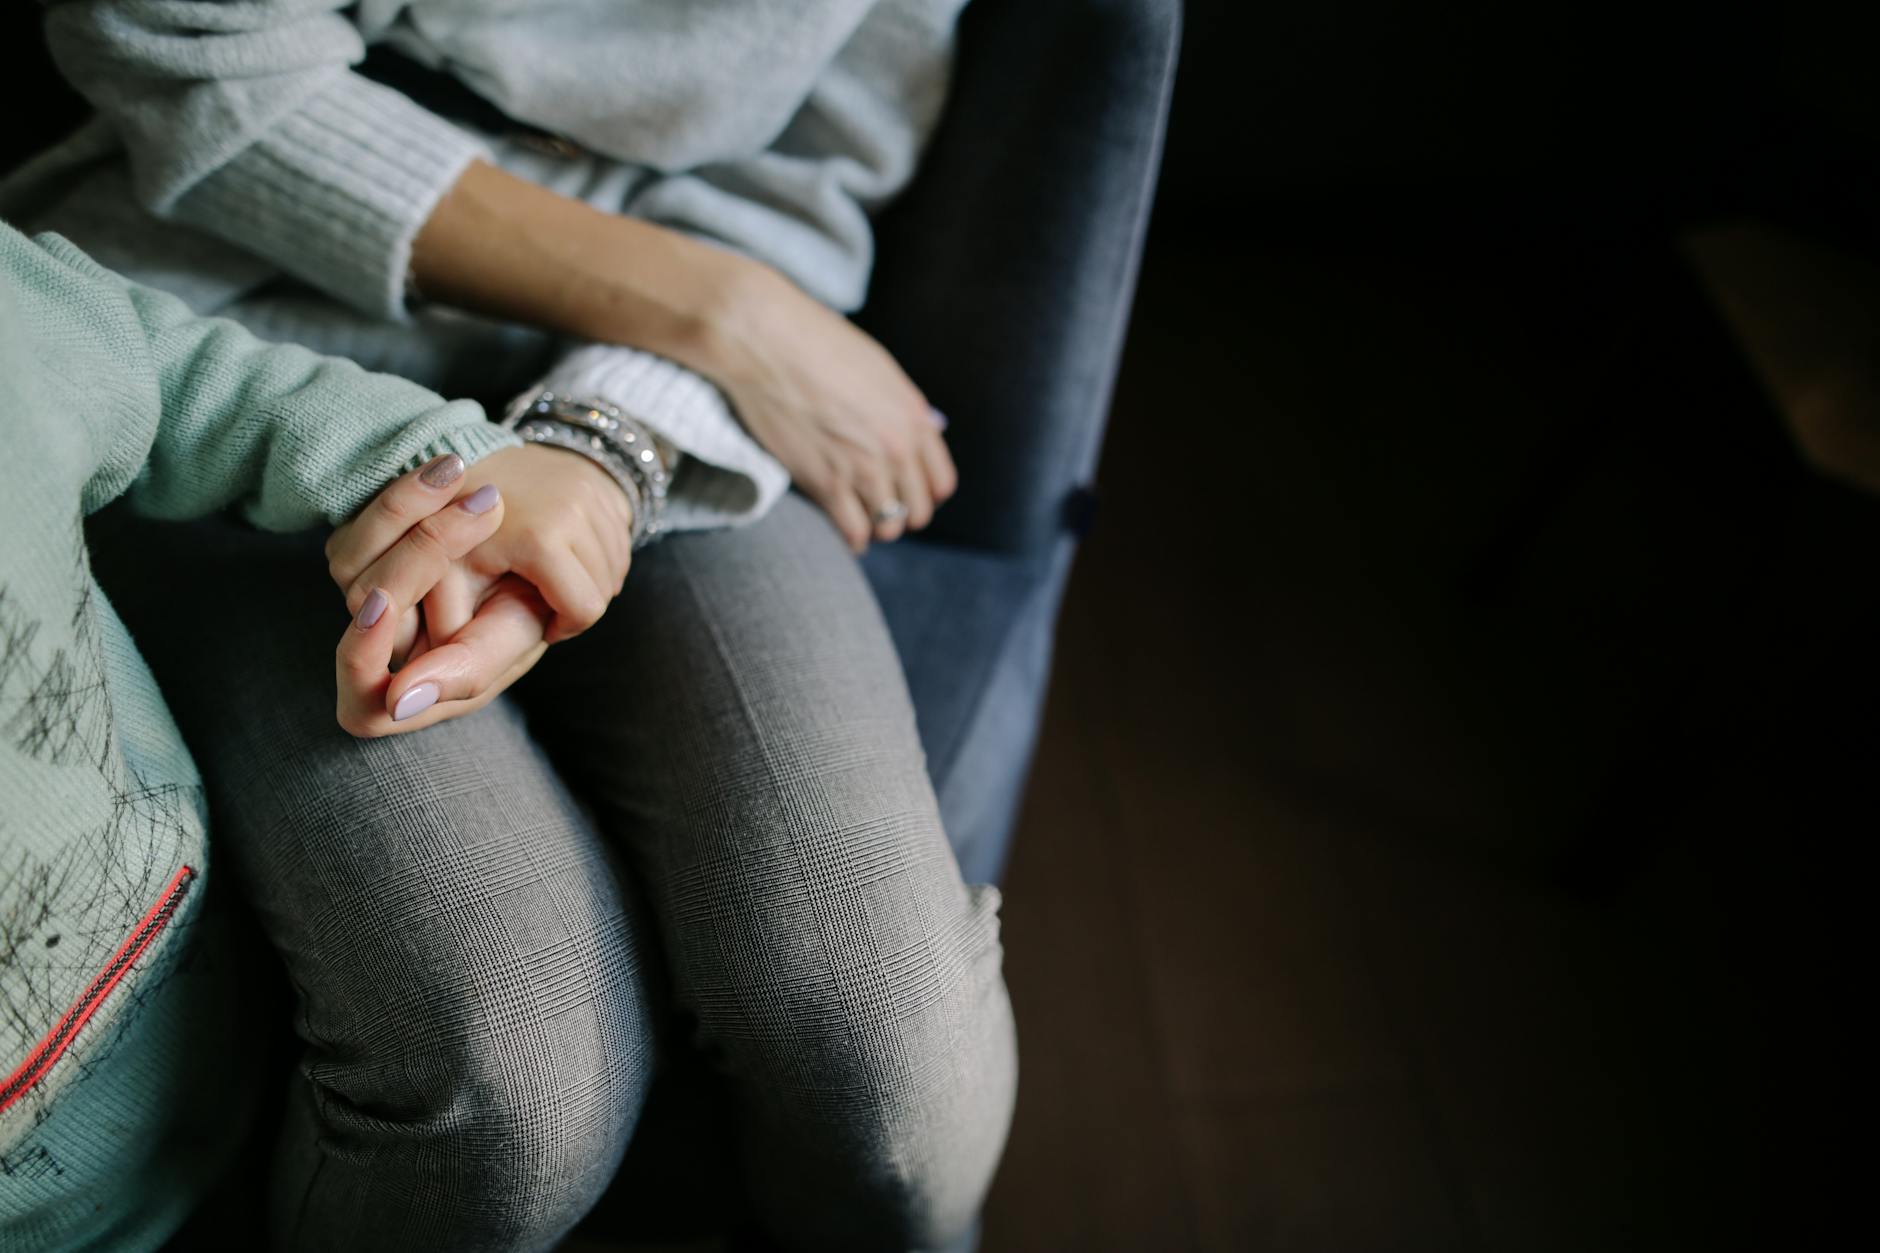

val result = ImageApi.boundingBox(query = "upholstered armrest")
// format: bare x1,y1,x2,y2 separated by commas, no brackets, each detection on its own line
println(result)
858,0,1181,556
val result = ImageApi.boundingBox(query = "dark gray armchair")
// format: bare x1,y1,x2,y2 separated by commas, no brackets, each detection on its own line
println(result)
859,0,1181,884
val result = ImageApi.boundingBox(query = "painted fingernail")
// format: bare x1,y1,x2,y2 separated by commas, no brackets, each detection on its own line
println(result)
459,484,500,514
392,682,439,722
929,406,949,431
419,453,465,488
354,588,389,631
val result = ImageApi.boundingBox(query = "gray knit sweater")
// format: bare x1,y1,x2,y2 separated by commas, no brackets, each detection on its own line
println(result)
4,0,966,529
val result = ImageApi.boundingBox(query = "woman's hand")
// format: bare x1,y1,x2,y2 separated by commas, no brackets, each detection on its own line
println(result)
411,161,956,554
699,261,957,552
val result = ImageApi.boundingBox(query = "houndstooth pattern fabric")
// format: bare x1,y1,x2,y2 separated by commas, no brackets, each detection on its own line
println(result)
90,492,1016,1252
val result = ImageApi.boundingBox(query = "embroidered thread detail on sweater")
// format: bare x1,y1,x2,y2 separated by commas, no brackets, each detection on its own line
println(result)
0,864,195,1116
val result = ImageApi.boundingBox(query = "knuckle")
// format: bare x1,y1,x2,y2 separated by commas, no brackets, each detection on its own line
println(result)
877,429,914,462
410,515,452,555
374,491,414,526
850,463,886,496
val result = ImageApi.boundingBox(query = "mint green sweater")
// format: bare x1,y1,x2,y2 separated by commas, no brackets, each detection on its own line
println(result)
0,220,517,1250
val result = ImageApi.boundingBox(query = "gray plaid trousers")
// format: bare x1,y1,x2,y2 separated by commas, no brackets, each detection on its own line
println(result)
94,492,1016,1252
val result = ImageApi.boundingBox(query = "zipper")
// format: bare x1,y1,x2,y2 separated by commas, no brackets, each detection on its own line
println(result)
0,864,196,1116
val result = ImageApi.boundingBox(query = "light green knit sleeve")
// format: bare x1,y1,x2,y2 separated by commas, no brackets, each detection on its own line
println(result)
42,0,487,322
35,233,520,531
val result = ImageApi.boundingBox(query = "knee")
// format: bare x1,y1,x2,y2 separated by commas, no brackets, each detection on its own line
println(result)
747,883,1019,1250
863,978,1019,1250
445,987,656,1184
298,909,659,1242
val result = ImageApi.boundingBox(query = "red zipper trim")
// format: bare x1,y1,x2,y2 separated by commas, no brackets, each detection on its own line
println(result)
0,864,196,1116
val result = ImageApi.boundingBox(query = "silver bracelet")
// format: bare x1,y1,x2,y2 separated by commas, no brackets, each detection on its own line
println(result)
501,390,673,547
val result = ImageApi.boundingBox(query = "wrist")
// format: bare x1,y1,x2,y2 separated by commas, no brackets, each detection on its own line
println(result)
590,225,769,382
520,441,634,527
669,251,785,395
500,391,671,546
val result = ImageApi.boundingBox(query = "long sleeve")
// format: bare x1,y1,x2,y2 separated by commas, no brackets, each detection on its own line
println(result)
15,229,517,530
42,0,487,322
41,0,965,320
126,273,521,529
613,0,964,312
529,343,790,531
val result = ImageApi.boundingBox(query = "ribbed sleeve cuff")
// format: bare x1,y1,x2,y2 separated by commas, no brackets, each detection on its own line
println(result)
532,344,791,531
313,407,521,526
171,73,488,324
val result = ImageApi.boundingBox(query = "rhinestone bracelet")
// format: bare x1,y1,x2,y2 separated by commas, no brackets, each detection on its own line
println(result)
501,391,673,548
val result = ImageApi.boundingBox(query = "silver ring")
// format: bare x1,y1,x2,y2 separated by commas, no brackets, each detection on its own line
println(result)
872,501,909,525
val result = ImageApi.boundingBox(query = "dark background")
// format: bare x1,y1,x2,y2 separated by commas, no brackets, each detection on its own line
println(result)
980,3,1877,1248
6,2,1876,1248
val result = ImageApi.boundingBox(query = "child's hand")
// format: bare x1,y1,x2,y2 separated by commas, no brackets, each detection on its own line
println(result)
414,444,634,648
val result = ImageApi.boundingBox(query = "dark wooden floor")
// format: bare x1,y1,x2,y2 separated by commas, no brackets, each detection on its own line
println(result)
976,232,1868,1251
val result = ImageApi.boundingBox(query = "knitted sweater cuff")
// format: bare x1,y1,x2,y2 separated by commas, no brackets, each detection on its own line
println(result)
531,344,790,531
171,73,487,325
320,414,523,527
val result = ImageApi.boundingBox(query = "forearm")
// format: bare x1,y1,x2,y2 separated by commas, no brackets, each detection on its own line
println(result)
407,161,950,557
410,160,757,381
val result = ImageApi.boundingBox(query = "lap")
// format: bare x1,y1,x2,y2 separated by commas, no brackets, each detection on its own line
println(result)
90,507,656,1110
522,493,1008,1143
92,492,1011,1245
93,509,662,1246
522,493,975,959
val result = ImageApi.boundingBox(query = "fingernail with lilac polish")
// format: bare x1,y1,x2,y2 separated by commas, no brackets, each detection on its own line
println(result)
354,588,389,631
459,484,500,514
419,453,465,488
929,406,949,431
393,682,440,722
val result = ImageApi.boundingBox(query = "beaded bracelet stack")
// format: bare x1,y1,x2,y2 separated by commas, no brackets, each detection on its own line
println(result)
501,390,672,548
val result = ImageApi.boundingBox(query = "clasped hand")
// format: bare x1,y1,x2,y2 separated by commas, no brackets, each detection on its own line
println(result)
324,445,632,736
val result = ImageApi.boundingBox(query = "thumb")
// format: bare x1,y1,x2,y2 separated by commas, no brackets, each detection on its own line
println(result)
382,577,551,726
